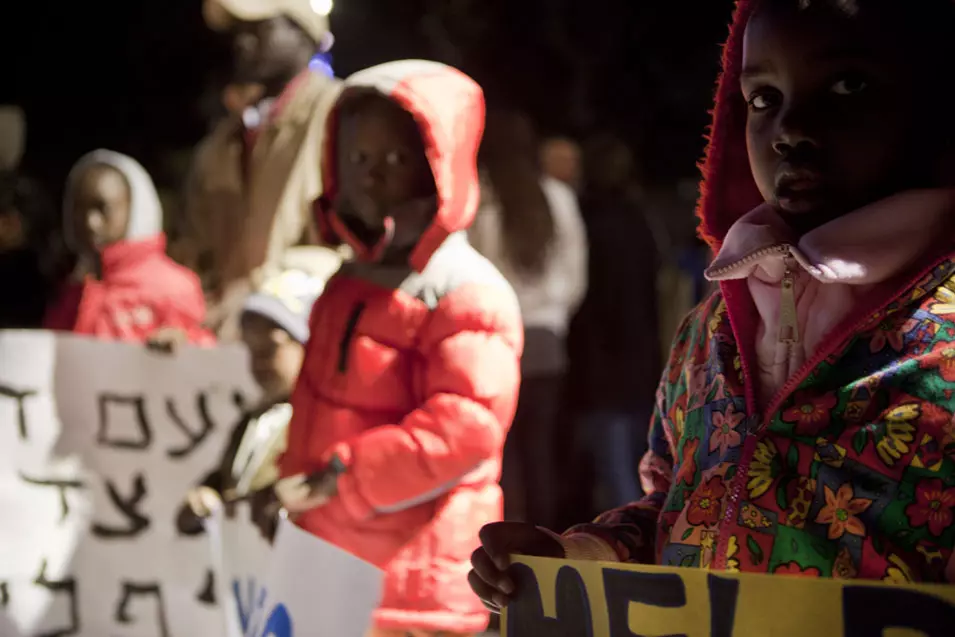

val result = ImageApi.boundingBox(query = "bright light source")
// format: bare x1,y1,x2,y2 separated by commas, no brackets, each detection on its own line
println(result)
310,0,333,16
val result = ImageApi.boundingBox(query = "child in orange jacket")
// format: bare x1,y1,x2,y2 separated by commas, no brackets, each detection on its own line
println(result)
470,0,955,609
265,61,522,637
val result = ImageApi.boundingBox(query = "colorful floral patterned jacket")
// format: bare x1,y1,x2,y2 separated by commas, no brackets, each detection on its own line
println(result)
562,0,955,583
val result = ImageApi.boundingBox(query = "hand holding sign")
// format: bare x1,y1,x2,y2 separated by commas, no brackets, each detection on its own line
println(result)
469,522,565,612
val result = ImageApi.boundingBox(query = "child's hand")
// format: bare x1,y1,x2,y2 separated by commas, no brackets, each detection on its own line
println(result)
274,470,338,514
146,327,187,355
176,486,221,535
249,484,282,543
468,521,565,612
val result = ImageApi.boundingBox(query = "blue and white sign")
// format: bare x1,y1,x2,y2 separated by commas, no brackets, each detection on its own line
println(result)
207,508,383,637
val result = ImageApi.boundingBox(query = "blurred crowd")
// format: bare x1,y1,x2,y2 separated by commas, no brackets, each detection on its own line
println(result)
0,68,706,535
0,1,709,634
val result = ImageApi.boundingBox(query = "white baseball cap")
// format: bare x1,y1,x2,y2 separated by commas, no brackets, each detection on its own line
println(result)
204,0,332,45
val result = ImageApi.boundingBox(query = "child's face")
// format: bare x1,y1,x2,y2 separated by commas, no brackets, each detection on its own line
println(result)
335,97,436,260
241,314,304,403
71,165,131,253
742,2,928,233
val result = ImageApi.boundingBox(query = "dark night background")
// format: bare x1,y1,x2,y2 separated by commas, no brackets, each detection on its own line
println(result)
2,0,736,212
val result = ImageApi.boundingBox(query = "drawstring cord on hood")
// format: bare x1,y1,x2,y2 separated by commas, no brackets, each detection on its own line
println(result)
326,209,395,263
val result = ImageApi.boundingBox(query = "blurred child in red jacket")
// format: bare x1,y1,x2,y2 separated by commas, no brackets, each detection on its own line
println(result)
45,150,211,344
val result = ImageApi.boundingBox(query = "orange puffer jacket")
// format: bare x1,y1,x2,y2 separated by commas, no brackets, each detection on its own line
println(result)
281,61,523,634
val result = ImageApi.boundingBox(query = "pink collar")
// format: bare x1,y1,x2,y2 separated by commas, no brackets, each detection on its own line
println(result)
706,189,955,285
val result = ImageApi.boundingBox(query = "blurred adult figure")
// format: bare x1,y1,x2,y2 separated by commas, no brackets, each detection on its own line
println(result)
0,106,68,328
540,136,582,192
179,0,342,341
568,133,661,513
469,111,588,529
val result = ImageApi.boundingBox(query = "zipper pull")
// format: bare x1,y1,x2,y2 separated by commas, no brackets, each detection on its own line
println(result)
779,258,800,345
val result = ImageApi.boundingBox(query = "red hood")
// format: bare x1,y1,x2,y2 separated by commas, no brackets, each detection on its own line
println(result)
697,0,764,252
316,60,486,272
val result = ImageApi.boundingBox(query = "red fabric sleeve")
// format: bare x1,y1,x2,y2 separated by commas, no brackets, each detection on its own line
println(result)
325,283,522,522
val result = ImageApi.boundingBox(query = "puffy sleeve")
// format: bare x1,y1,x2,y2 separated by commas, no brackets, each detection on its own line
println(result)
321,282,523,521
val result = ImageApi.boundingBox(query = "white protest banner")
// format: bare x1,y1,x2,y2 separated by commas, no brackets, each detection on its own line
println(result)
206,508,384,637
0,330,260,636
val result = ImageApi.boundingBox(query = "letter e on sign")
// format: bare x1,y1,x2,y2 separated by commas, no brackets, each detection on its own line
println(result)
602,568,688,637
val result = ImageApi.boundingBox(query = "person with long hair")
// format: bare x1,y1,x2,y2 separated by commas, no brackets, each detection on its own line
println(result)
470,110,588,529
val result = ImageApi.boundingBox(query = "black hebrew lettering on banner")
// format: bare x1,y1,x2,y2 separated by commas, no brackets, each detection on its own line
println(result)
0,331,259,636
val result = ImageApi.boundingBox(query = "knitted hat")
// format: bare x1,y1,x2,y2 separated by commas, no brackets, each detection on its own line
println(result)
242,269,324,344
240,246,342,343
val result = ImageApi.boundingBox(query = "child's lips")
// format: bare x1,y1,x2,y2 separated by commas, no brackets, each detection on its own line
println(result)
775,168,825,212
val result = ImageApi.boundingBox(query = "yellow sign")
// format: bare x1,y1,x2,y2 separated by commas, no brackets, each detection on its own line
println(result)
501,556,955,637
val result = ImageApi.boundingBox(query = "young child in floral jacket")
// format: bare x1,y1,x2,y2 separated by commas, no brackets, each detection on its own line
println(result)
470,0,955,606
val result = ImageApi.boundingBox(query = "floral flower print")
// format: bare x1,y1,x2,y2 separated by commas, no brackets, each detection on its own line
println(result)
773,562,821,577
709,403,744,457
747,439,778,499
912,434,945,472
883,554,915,585
930,284,955,316
708,299,727,338
815,484,872,540
740,503,772,530
725,535,740,572
906,478,955,536
920,339,955,383
783,392,838,435
869,319,905,353
686,364,711,410
687,476,726,527
677,437,700,486
873,403,919,467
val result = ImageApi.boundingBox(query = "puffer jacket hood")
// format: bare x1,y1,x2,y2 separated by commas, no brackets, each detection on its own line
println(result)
315,60,485,272
64,150,163,250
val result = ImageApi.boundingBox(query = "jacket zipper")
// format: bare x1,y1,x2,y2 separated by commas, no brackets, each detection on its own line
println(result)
778,257,800,358
712,253,955,570
705,244,792,280
337,303,365,373
713,256,800,569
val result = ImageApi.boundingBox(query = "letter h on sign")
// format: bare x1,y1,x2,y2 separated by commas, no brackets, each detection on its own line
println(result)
505,563,595,637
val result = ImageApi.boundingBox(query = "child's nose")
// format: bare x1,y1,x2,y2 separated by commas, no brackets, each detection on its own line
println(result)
773,104,821,155
85,210,104,233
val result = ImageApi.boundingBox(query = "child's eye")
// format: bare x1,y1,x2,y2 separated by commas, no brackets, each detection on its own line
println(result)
831,74,869,96
348,150,367,165
747,90,781,112
385,150,406,167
